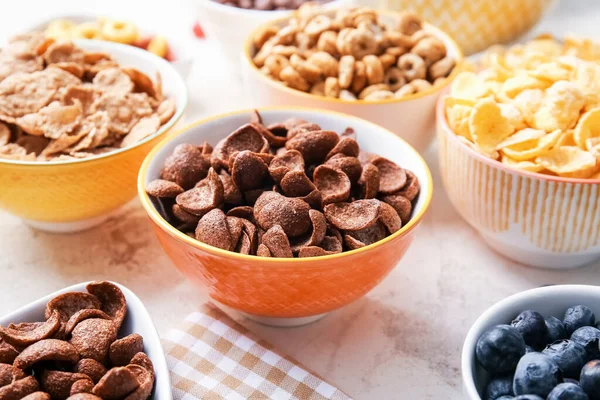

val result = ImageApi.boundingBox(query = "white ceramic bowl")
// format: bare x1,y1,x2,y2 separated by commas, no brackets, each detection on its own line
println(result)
241,11,463,152
0,281,171,400
195,0,350,66
462,285,600,400
24,14,193,79
0,39,188,234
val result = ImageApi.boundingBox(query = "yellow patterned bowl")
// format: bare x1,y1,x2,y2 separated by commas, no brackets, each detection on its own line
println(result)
0,40,187,233
377,0,553,55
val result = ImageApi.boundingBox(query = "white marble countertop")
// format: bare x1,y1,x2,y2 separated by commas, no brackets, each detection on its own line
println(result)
1,1,600,399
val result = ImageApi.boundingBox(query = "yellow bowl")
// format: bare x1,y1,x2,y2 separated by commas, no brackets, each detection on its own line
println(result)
241,10,464,153
0,40,188,233
138,107,433,326
377,0,554,55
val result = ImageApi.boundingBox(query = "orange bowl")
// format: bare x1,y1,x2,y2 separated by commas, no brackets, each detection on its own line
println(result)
138,107,432,325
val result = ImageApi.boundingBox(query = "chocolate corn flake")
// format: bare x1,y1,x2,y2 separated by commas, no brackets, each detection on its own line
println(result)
147,111,420,258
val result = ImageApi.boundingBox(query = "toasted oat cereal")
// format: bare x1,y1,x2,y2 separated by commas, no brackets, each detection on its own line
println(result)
0,281,155,400
250,6,455,101
444,35,600,178
147,111,420,257
0,34,175,162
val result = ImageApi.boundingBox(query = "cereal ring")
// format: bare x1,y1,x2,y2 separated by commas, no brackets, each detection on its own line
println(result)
272,45,298,58
339,90,357,100
338,55,355,89
253,37,276,68
324,77,340,98
279,65,310,91
429,56,455,80
433,77,446,87
253,25,279,50
305,15,332,37
363,55,384,85
358,83,390,99
274,25,297,46
317,31,338,55
310,81,325,95
100,20,139,44
371,156,407,194
396,11,423,35
324,199,381,231
364,90,394,101
379,53,397,70
280,170,316,197
385,31,414,49
341,29,377,59
289,54,322,83
307,51,339,78
177,169,224,216
410,78,432,92
411,30,432,44
313,165,351,204
411,37,446,67
351,60,367,93
359,162,380,198
397,53,426,81
386,46,407,57
265,54,290,78
395,84,416,98
14,339,79,370
384,67,406,91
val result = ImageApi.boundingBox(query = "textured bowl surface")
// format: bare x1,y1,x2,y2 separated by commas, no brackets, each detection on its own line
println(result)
138,107,432,318
462,285,600,400
241,12,463,152
0,39,188,225
377,0,553,55
0,281,172,400
437,97,600,269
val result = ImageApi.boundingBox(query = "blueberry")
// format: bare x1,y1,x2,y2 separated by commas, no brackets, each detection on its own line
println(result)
547,382,590,400
485,375,514,400
477,325,526,374
526,345,536,353
514,395,544,400
581,360,600,400
572,327,600,360
513,352,563,397
543,339,588,378
512,310,547,349
565,378,581,385
546,316,568,344
565,306,596,336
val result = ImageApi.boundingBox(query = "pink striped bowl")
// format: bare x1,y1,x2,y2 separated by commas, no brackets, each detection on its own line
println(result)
437,97,600,269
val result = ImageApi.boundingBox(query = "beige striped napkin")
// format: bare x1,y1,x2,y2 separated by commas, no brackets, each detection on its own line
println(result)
162,304,351,400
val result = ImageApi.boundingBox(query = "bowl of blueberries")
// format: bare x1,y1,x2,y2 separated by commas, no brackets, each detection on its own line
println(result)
462,285,600,400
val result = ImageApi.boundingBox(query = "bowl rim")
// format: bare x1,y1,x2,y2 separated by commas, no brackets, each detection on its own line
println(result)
0,38,188,168
242,10,465,105
137,106,433,264
199,0,345,16
461,284,600,400
437,94,600,184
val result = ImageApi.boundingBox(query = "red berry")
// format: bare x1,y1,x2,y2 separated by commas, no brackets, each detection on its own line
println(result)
193,21,205,39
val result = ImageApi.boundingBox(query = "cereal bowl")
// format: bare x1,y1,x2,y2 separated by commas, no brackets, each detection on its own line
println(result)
0,281,171,399
462,285,600,400
437,98,600,269
0,39,187,233
138,107,432,326
241,10,463,152
195,0,349,65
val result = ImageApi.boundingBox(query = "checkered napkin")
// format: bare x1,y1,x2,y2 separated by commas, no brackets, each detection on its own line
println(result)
163,304,351,400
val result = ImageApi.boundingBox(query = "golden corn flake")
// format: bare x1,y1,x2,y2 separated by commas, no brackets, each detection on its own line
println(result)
501,154,545,173
451,72,492,100
536,146,599,178
574,108,600,148
469,98,512,158
533,81,585,132
501,129,562,161
502,74,549,98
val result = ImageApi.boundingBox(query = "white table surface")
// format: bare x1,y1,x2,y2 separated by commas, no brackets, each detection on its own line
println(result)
1,1,600,399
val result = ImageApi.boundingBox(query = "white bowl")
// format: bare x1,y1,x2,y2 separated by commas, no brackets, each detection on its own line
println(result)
241,11,463,152
24,14,193,79
0,282,172,400
462,285,600,400
195,0,350,66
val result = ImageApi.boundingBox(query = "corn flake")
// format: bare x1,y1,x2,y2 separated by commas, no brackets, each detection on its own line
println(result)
469,98,512,157
574,107,600,148
536,145,599,178
501,154,545,173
